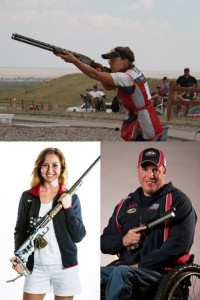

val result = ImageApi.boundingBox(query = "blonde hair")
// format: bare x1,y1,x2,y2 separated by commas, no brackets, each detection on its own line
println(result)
31,147,67,188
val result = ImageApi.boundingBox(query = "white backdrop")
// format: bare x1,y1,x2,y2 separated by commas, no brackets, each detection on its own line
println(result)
0,142,100,300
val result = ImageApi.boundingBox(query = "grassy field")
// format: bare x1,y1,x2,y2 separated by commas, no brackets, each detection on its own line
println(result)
0,73,165,107
0,73,199,127
0,73,116,109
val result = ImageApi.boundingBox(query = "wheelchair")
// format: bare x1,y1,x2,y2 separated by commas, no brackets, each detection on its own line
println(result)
154,262,200,300
101,257,200,299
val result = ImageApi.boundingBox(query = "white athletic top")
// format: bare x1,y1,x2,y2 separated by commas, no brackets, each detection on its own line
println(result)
88,90,105,98
34,201,62,265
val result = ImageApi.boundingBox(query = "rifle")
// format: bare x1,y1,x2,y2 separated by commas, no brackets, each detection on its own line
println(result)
127,207,176,250
7,156,100,283
11,33,110,72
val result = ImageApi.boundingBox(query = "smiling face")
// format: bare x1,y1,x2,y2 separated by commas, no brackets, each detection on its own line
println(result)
137,163,166,196
40,154,62,184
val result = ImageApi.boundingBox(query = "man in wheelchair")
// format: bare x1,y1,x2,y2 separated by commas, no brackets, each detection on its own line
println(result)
101,147,197,300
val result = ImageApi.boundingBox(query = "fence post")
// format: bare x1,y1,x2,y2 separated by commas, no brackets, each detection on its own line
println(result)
167,81,174,121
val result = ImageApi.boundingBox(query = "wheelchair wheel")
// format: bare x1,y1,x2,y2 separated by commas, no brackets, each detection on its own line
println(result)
155,263,200,300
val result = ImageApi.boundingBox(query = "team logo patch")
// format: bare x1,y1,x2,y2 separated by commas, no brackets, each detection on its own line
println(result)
128,203,137,209
148,203,160,210
127,208,137,214
145,151,156,157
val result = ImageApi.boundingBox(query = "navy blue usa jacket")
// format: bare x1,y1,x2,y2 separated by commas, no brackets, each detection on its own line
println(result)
14,184,86,271
101,182,197,273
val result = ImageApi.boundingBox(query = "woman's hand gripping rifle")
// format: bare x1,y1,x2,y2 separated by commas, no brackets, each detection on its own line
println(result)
7,156,100,283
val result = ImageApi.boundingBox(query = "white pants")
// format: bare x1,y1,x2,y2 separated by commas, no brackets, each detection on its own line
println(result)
23,264,81,296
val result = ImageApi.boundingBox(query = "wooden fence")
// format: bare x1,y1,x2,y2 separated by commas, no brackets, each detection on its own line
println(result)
167,81,200,120
0,98,52,111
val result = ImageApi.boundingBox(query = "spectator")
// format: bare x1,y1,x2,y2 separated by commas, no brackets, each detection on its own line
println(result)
11,97,17,107
176,68,198,101
85,84,106,110
151,77,169,107
161,76,170,95
30,104,39,111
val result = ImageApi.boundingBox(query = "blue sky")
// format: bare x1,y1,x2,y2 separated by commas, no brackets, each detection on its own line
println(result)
1,0,200,76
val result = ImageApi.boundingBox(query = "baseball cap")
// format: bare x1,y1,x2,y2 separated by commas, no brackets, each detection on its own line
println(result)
101,46,135,62
137,148,166,167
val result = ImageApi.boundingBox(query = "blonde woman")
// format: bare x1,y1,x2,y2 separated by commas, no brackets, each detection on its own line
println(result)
11,147,86,300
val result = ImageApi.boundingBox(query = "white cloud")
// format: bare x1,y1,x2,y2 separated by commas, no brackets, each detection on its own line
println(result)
146,17,170,31
127,0,154,10
84,13,144,32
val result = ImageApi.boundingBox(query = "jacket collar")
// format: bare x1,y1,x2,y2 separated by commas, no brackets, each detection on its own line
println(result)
29,183,67,196
138,181,175,199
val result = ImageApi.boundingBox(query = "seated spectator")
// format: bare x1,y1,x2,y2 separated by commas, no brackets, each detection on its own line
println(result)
151,77,169,107
176,68,198,101
85,84,106,109
30,104,39,111
80,89,92,110
175,68,198,115
161,76,170,95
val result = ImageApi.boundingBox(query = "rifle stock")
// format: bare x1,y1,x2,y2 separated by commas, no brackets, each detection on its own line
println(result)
11,33,110,72
7,156,100,283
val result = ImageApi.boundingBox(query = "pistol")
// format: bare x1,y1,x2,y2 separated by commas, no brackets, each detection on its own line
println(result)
127,207,176,250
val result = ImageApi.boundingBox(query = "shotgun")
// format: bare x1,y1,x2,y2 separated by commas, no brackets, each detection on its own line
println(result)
11,33,110,72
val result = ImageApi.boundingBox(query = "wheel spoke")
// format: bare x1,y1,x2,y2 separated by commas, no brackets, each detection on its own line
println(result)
169,273,200,300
